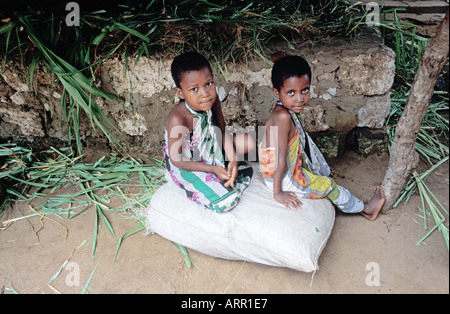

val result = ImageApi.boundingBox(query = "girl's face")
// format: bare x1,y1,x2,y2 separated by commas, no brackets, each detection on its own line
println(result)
175,67,217,112
273,75,310,114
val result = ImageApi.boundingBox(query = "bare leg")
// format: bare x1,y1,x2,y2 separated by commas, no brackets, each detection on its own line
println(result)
361,186,385,221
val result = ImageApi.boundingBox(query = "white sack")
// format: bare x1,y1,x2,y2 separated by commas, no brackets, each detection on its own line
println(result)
145,165,335,272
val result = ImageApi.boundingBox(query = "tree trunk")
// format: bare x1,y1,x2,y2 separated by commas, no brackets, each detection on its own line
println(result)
381,9,449,212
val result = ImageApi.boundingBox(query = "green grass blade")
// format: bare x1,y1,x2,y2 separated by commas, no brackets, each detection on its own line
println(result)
114,223,146,260
97,206,118,242
81,260,100,294
113,22,150,43
92,207,99,259
172,242,192,268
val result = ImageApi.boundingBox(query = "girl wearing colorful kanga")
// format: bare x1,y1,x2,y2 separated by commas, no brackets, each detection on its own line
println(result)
259,54,385,220
164,51,254,212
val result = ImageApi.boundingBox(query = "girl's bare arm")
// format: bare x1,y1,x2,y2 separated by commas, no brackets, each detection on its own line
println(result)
269,110,302,208
166,107,231,180
270,112,291,197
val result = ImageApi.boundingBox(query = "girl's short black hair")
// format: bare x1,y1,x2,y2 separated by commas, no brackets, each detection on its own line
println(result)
171,51,213,88
271,55,312,91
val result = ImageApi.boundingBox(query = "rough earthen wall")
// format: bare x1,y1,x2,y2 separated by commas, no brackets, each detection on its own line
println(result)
0,37,395,158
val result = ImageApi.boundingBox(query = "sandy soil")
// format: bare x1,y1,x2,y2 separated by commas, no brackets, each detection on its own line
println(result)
0,151,448,294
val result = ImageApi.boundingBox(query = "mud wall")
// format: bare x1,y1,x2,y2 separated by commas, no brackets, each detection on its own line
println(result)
0,36,395,158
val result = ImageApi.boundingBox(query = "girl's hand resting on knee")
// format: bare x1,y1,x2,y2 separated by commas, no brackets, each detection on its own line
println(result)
212,165,231,181
274,192,302,210
213,164,237,188
225,161,238,188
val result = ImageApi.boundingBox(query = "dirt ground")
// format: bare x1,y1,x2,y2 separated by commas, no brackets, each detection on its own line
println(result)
0,151,448,294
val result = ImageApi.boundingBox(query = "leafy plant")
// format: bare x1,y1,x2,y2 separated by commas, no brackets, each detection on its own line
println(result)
395,157,449,250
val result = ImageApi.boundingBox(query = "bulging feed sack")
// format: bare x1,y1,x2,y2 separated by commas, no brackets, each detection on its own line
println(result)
144,165,335,272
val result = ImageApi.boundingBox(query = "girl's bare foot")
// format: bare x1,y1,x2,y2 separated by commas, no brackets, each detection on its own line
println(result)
361,186,385,221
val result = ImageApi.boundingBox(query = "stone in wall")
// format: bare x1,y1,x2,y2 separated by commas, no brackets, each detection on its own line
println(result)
101,56,173,98
357,94,392,129
1,66,29,92
0,102,45,137
0,68,45,138
336,46,396,96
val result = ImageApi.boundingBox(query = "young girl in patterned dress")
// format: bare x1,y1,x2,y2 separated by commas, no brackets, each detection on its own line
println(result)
259,54,385,220
164,51,254,212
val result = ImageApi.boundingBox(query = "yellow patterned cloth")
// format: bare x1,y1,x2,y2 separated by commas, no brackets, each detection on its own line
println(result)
260,128,333,199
